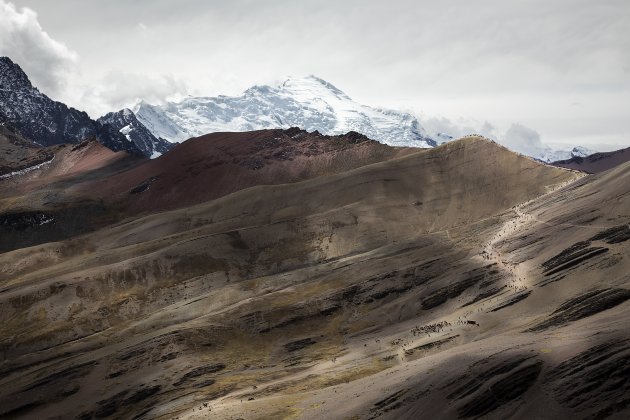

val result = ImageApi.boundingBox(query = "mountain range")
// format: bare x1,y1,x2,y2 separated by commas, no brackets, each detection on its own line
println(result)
0,56,610,162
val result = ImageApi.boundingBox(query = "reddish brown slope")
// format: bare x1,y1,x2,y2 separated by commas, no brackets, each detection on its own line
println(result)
0,139,138,198
84,128,418,214
0,129,416,252
0,140,141,252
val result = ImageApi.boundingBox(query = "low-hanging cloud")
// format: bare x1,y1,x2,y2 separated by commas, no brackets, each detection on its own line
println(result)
81,71,189,117
0,1,77,97
423,116,498,142
500,123,550,157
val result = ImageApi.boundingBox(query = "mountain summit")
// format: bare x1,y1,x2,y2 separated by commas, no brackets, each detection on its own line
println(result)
98,109,173,158
0,57,33,91
132,75,438,148
0,57,142,154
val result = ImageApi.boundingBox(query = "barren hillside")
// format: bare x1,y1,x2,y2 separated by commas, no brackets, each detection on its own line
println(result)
0,134,627,419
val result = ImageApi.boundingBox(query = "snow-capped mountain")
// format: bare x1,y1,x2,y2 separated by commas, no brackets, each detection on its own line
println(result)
0,56,598,161
133,75,438,148
0,56,142,156
539,146,594,163
98,109,173,158
130,76,597,162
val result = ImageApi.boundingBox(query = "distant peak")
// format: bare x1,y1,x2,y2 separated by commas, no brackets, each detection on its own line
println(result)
98,108,139,125
279,75,350,99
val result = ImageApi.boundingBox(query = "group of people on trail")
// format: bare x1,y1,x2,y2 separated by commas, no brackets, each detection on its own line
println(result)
411,321,451,336
455,317,479,326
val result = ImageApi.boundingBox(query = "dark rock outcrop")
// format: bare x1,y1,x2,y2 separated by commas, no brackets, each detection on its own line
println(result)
0,56,141,155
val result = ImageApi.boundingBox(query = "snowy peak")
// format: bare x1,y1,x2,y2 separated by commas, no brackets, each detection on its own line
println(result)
279,75,351,100
537,146,596,163
569,146,592,158
98,109,173,158
132,76,437,148
0,56,34,91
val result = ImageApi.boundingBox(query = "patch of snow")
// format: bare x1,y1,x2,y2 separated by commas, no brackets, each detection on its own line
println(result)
38,215,54,225
119,124,133,142
0,155,54,180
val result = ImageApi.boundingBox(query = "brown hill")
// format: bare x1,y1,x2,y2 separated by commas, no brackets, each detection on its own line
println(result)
2,136,621,420
552,146,630,173
0,129,415,252
82,128,418,214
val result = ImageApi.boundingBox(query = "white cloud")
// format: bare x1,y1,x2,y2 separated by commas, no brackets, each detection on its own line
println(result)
0,1,77,97
423,116,498,141
500,123,549,157
79,71,188,117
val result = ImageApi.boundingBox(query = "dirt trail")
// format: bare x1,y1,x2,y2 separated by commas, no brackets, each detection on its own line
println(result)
479,176,587,292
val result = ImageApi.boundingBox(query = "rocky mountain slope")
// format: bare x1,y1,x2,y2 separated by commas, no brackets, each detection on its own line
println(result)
132,75,438,148
3,134,627,419
0,57,167,158
97,109,173,158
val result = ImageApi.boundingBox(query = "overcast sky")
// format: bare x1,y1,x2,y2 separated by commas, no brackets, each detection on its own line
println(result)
2,0,629,150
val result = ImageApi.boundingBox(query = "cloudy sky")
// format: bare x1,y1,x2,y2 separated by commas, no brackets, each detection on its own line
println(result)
2,0,629,151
